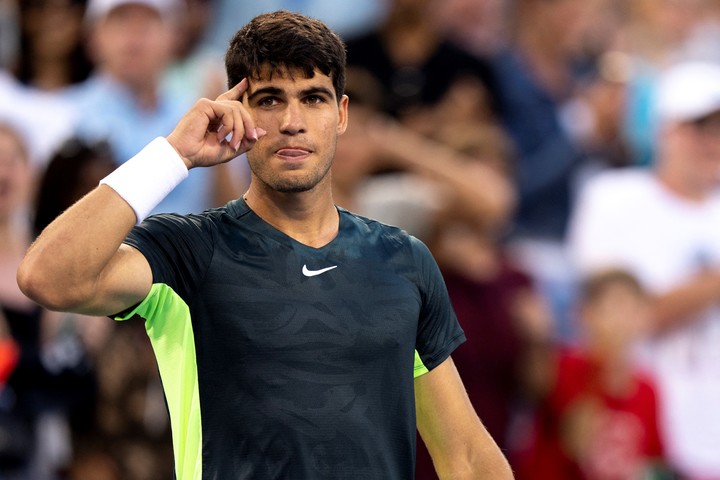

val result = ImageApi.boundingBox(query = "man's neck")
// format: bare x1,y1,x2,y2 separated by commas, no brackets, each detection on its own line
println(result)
243,186,339,248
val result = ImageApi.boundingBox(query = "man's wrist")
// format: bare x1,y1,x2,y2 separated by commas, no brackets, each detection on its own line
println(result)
165,134,194,169
99,137,189,224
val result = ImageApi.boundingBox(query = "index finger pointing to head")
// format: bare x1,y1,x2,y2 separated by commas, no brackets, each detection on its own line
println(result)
217,78,249,102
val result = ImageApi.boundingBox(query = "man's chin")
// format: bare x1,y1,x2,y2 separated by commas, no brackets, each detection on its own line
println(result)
274,183,314,194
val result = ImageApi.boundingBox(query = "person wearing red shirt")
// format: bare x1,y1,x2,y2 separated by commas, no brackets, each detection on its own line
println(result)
516,268,669,480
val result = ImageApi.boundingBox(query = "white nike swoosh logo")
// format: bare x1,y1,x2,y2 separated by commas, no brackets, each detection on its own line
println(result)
302,265,337,277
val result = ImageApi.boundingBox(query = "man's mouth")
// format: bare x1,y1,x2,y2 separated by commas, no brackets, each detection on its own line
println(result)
275,148,312,159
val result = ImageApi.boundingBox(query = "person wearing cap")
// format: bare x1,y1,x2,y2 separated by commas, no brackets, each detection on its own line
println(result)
567,60,720,479
66,0,235,216
18,10,514,480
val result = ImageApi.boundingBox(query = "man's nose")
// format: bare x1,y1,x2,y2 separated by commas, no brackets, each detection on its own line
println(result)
280,102,306,135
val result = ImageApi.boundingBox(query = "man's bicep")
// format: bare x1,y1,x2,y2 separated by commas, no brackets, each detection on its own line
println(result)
83,244,153,316
415,357,479,447
416,357,483,458
415,357,510,478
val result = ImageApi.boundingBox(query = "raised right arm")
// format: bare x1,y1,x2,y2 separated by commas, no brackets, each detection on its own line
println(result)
17,80,262,316
17,185,150,315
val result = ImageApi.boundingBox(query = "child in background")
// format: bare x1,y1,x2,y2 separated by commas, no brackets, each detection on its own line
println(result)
516,268,670,480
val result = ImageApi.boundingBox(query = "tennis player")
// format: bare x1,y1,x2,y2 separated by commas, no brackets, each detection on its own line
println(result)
18,10,513,480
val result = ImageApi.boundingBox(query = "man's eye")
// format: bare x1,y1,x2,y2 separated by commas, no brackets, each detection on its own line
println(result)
306,95,324,105
259,97,278,107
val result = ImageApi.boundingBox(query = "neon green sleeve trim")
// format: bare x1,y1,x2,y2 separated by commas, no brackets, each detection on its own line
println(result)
414,349,429,378
117,283,203,479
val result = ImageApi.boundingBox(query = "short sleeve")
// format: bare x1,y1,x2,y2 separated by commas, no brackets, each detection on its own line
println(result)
411,236,466,376
124,213,215,303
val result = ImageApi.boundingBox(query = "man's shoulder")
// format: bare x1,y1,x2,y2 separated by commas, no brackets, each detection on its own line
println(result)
340,207,411,240
139,203,238,232
339,208,433,264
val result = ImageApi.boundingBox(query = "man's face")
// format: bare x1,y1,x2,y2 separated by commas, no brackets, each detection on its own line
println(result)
682,111,720,191
92,4,175,87
242,68,348,194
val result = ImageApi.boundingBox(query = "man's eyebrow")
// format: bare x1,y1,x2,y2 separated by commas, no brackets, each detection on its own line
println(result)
247,86,283,102
247,85,336,102
300,86,335,99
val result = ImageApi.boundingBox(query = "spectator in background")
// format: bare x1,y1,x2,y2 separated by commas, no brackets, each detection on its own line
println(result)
410,124,556,479
0,123,34,370
162,0,250,203
0,0,19,70
333,68,513,244
0,310,21,472
0,123,59,479
162,0,224,100
0,0,80,171
68,0,188,175
67,0,236,215
515,268,667,480
0,124,30,475
678,0,720,64
435,0,509,58
615,0,709,166
490,0,631,340
202,0,386,55
32,137,172,480
0,73,80,174
568,60,720,479
345,0,497,121
30,138,114,478
32,138,116,237
16,0,93,91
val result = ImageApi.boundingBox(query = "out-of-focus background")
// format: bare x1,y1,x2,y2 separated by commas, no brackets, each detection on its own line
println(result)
3,0,720,478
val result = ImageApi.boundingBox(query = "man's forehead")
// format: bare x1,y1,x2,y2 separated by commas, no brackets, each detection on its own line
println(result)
248,65,334,92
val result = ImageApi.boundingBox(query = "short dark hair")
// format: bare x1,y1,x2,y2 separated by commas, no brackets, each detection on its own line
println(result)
580,267,646,305
225,10,347,101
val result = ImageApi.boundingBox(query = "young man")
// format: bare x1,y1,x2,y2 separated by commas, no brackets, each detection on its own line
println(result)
17,10,513,480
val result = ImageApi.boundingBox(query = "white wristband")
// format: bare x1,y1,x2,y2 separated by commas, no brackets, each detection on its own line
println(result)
99,137,189,223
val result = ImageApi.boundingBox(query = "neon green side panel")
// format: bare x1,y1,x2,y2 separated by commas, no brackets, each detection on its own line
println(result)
115,284,202,479
413,349,429,378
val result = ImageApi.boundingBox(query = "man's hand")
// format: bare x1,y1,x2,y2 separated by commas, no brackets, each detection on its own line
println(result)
167,79,267,169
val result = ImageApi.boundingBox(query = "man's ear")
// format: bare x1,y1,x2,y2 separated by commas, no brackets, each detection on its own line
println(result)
337,94,349,135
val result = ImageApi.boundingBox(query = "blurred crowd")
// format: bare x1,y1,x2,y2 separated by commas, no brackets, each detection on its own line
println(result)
2,0,720,478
